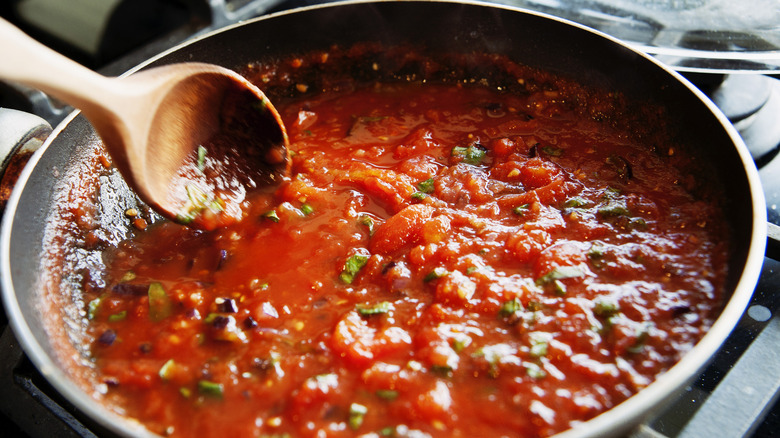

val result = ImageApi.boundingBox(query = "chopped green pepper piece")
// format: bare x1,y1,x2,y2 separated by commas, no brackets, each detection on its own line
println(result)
552,279,567,296
340,254,370,284
410,191,427,201
499,298,523,318
530,341,548,358
452,143,487,165
263,210,280,223
375,389,399,401
300,203,314,215
119,271,136,282
108,310,127,322
356,301,392,316
197,380,224,398
430,364,453,377
148,282,173,322
348,403,368,430
416,178,435,194
179,387,191,398
536,266,584,285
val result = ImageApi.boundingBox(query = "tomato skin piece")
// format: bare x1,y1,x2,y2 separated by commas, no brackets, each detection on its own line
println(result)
370,204,435,255
331,311,412,368
506,229,552,263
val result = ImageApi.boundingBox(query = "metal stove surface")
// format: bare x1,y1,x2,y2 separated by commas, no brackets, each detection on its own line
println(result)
0,1,779,437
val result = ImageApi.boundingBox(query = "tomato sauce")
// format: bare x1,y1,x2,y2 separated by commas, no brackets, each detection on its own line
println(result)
82,51,728,438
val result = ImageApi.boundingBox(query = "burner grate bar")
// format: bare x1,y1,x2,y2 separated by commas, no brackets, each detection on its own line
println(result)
0,327,96,438
677,314,780,438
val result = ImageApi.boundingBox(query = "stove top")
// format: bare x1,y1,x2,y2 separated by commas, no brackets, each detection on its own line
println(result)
0,1,779,437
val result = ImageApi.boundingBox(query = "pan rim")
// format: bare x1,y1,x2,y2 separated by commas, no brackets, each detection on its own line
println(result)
0,1,768,437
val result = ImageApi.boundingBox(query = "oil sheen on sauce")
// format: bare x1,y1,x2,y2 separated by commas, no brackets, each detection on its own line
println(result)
84,65,728,438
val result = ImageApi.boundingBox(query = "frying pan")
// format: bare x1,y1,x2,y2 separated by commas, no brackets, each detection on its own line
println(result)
0,1,767,437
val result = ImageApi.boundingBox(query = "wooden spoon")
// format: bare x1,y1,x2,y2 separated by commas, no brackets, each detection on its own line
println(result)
0,18,289,230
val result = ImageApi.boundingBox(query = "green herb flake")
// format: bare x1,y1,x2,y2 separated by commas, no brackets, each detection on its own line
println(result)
597,187,629,218
340,254,370,284
176,184,224,224
179,387,192,398
87,297,102,320
513,204,530,216
108,310,127,322
536,266,585,286
430,364,454,377
348,403,368,430
375,389,399,401
148,282,173,322
499,298,523,318
120,271,136,282
451,336,471,353
251,99,268,112
588,243,605,260
359,215,375,235
563,197,588,208
627,322,653,354
598,200,629,217
423,267,449,282
417,178,435,194
452,143,487,165
197,145,207,173
525,362,547,379
197,380,224,399
356,301,392,316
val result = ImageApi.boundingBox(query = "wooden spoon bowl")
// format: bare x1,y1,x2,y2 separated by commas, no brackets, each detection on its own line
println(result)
0,18,289,229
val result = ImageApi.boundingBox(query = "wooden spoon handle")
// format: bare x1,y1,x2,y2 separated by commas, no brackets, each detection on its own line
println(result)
0,18,116,114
